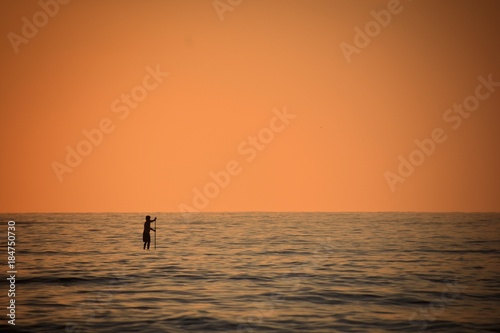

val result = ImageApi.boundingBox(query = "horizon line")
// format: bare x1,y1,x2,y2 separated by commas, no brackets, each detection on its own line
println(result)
1,210,499,214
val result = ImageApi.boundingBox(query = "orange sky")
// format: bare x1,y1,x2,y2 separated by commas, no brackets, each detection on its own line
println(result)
1,0,499,213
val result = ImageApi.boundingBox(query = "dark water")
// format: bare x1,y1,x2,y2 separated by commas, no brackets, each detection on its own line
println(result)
1,212,499,332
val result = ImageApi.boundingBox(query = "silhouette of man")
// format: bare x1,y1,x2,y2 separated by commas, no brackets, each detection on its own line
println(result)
143,215,156,250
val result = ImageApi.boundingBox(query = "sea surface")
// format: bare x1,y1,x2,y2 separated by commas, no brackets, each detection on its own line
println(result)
1,212,499,333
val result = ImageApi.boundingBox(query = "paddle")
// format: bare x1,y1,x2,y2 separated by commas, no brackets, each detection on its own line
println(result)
154,217,157,249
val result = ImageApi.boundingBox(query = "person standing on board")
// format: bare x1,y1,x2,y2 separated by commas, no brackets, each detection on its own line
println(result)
143,215,156,250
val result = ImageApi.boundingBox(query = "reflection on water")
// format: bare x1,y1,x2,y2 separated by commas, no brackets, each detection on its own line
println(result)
1,212,499,332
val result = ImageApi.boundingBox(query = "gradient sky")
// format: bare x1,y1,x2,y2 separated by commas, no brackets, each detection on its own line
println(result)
1,0,499,213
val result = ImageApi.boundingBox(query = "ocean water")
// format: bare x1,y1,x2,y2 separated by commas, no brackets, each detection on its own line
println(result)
1,212,499,333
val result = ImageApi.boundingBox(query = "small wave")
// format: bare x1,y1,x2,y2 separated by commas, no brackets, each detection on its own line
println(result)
17,275,130,286
161,313,240,332
228,274,273,282
171,274,207,280
417,249,499,254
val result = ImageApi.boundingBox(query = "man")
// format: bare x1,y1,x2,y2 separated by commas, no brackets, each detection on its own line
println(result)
143,215,156,250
